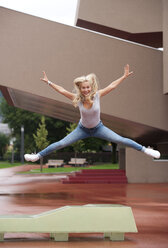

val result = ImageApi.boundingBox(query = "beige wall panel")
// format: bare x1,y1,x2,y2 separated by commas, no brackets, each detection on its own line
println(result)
163,0,168,94
126,148,168,183
0,8,167,132
77,0,162,33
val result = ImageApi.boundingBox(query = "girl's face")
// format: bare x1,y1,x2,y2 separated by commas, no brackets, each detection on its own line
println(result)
80,81,92,97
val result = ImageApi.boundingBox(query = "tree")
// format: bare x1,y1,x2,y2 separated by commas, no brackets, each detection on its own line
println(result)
0,98,70,155
33,116,49,172
0,133,9,159
82,137,108,152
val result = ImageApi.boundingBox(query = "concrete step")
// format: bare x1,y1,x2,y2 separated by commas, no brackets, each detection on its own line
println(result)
62,169,127,184
62,179,127,184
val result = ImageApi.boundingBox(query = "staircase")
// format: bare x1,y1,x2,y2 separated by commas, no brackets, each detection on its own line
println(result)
62,169,127,184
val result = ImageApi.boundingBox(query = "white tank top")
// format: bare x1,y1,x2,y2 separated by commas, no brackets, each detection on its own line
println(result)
78,92,100,128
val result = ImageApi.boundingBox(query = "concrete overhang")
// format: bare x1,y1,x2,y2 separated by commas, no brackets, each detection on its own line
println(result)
0,86,79,124
76,0,162,48
1,85,168,146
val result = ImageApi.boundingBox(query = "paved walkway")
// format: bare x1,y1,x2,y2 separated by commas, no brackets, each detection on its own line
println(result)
0,165,168,247
0,165,67,192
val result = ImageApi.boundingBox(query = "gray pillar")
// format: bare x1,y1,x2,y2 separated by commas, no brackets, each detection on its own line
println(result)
118,148,125,170
20,125,24,164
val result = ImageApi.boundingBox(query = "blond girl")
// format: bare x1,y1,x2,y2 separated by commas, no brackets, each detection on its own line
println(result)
24,65,160,162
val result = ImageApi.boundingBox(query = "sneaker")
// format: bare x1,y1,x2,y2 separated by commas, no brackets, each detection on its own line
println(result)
144,148,160,159
24,154,40,162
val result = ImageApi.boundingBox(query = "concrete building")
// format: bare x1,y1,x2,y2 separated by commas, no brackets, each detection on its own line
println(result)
0,1,168,182
0,123,11,136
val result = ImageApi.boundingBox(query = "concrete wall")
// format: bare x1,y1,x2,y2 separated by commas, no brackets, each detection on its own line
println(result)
126,148,168,183
77,0,162,33
0,7,167,133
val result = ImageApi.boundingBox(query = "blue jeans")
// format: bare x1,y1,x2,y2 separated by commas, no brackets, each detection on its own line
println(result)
39,121,144,157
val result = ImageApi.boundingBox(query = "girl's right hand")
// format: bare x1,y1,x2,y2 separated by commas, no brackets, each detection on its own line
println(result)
40,71,49,83
123,64,133,79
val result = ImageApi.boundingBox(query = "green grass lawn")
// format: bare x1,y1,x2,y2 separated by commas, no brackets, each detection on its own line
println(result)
0,161,23,169
22,163,119,174
0,161,119,174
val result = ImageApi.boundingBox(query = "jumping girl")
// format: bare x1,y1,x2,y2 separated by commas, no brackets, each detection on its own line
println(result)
24,65,160,162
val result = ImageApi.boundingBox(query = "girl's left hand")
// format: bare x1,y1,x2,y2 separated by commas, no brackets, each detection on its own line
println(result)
40,71,49,84
124,64,133,78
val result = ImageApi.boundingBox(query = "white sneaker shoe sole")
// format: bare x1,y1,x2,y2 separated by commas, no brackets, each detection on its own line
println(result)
24,154,40,162
144,148,160,159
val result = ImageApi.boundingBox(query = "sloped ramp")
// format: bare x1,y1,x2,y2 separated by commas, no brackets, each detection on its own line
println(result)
0,204,137,242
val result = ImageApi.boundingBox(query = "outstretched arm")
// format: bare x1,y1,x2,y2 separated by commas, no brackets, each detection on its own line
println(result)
40,71,75,100
98,64,133,97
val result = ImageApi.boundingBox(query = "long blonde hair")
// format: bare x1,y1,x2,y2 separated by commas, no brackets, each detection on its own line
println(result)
73,73,99,107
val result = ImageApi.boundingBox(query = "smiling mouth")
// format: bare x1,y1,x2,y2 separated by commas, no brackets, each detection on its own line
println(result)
83,92,90,95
